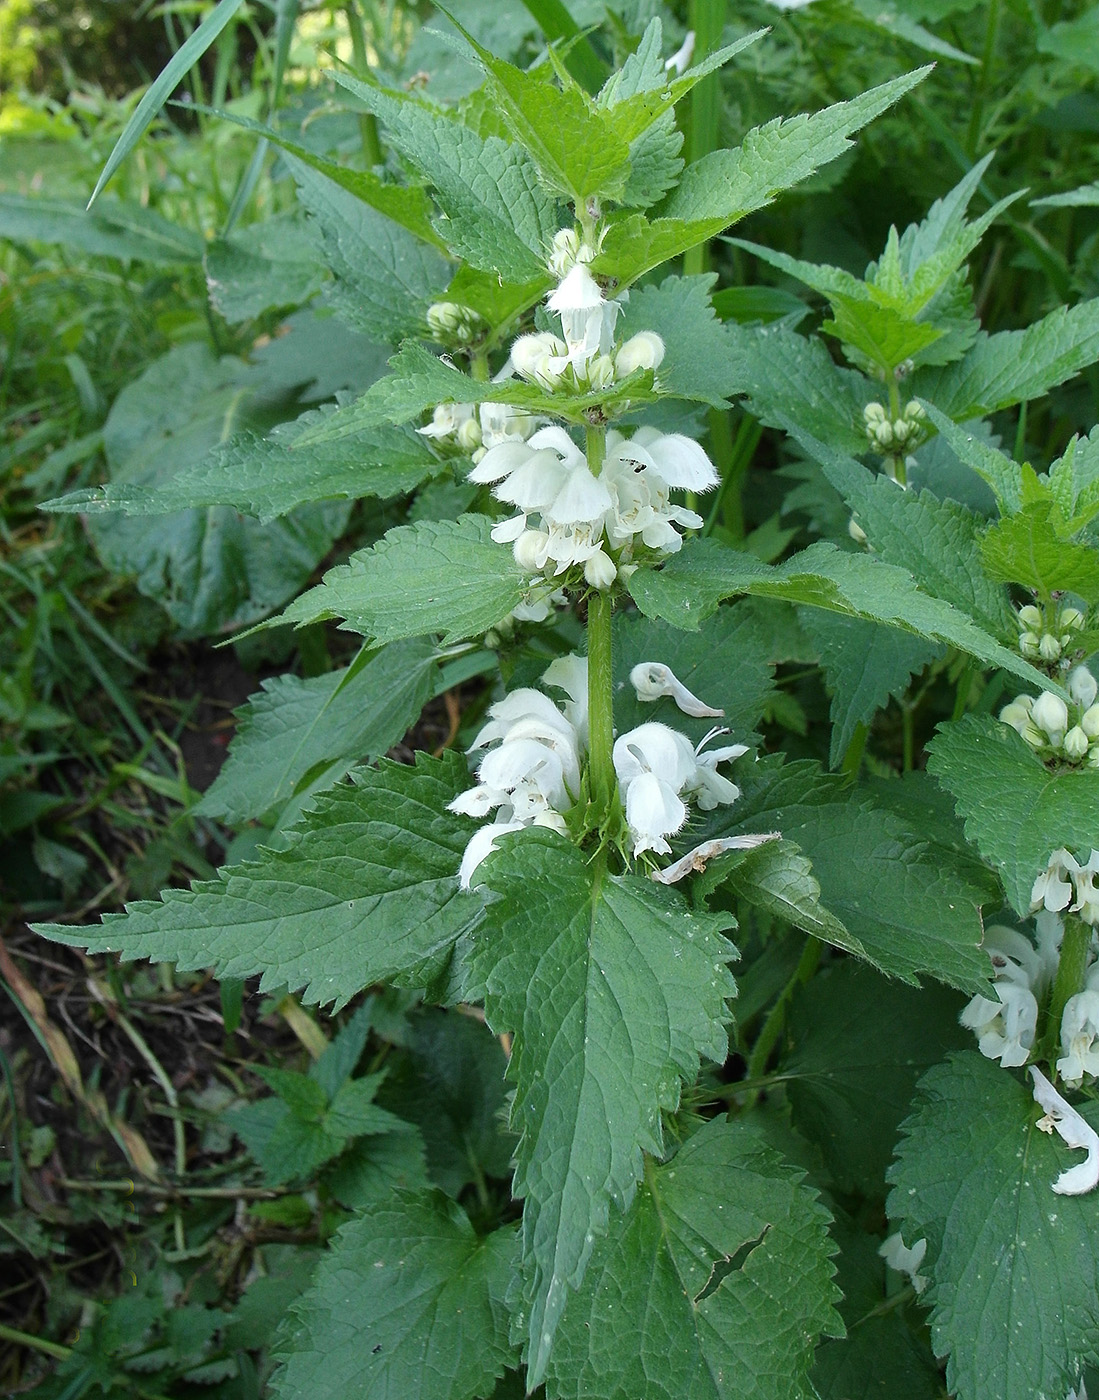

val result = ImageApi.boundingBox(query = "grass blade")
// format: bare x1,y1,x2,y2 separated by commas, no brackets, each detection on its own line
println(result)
87,0,247,209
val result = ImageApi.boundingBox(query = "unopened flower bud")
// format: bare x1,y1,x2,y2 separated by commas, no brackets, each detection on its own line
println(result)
457,417,483,452
511,332,566,391
1022,721,1047,749
585,353,616,390
1039,632,1063,663
863,402,887,424
1089,747,1099,769
426,300,481,343
549,227,581,279
1019,632,1042,659
848,518,868,545
1060,607,1086,632
1069,666,1098,710
904,400,925,421
514,529,550,573
892,418,912,445
1000,701,1033,736
1032,691,1069,741
1082,704,1099,739
615,332,665,378
1066,726,1090,761
1018,605,1043,631
583,550,617,589
872,422,895,449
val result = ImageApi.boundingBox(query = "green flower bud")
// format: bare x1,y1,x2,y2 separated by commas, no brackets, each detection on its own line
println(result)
1017,605,1043,631
1019,632,1042,659
1032,691,1069,741
1082,704,1099,739
1065,725,1090,761
1039,632,1063,663
999,701,1032,735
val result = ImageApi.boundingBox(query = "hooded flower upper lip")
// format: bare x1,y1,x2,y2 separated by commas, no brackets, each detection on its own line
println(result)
612,722,746,856
1030,1065,1099,1195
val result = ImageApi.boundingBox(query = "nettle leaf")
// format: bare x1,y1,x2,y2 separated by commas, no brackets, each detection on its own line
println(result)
615,273,734,409
910,296,1099,419
783,962,967,1195
471,831,737,1385
204,213,326,323
203,107,445,248
980,501,1099,602
275,515,531,645
451,27,632,201
295,341,652,445
33,752,481,1008
784,426,1010,632
43,413,439,523
1048,428,1099,527
888,1053,1099,1400
546,1116,841,1400
629,538,1056,695
697,756,994,991
697,838,851,948
197,640,436,825
926,715,1099,914
331,72,559,284
286,153,451,342
610,606,776,743
712,323,869,454
799,611,941,769
273,1191,518,1400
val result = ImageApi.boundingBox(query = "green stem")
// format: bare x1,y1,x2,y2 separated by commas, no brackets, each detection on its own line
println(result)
1046,914,1091,1065
585,420,615,821
966,0,1001,157
0,1322,71,1361
470,347,490,383
345,1,384,166
745,937,821,1098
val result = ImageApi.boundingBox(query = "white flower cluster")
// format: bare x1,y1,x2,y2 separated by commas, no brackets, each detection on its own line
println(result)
418,399,540,461
960,916,1062,1068
1000,667,1099,766
471,424,716,589
862,399,926,453
426,300,484,346
1016,602,1085,667
1032,848,1099,927
450,659,745,884
878,1233,928,1294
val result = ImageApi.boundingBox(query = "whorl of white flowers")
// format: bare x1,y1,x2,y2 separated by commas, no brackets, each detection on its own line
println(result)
1000,667,1099,767
1031,847,1099,926
417,399,541,460
1016,601,1086,667
959,919,1062,1069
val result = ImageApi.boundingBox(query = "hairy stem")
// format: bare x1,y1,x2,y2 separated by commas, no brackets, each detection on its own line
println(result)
1046,913,1091,1068
585,424,615,820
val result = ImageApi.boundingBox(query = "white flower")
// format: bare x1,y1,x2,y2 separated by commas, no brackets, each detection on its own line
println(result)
584,549,617,589
418,401,476,440
1030,1065,1099,1195
983,924,1045,993
1073,851,1099,926
1035,910,1065,985
879,1233,928,1294
542,654,588,744
478,401,537,450
546,263,623,371
1058,989,1099,1086
613,721,744,857
631,661,724,717
1032,691,1069,745
511,332,568,392
457,819,524,890
602,427,715,555
614,331,665,378
687,727,749,810
650,832,780,885
1069,666,1098,710
1032,849,1082,913
1066,725,1090,761
548,227,581,279
1082,704,1099,739
664,30,695,74
959,981,1038,1067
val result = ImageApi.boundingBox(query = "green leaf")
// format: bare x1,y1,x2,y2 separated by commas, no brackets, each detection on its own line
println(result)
326,1076,400,1138
888,1053,1099,1400
331,71,560,283
783,424,1009,629
920,402,1023,513
980,502,1099,602
272,1192,517,1400
926,715,1099,914
231,1095,345,1184
910,296,1099,419
444,25,632,201
43,413,440,523
783,962,967,1194
615,273,734,409
1037,7,1099,74
256,1067,329,1120
699,838,853,948
629,538,1056,695
285,153,450,343
327,1128,432,1208
275,514,531,645
204,214,326,323
379,1008,516,1197
85,343,348,636
546,1116,841,1400
800,611,940,768
33,753,482,1008
697,756,994,991
312,1001,374,1099
0,194,204,262
209,107,445,248
665,66,931,224
88,0,247,206
197,640,436,825
471,831,737,1385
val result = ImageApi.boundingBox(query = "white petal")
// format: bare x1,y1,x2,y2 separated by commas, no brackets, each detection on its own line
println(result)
545,466,613,525
629,661,724,717
495,452,570,511
613,722,696,789
1029,1066,1099,1195
491,513,528,544
624,771,687,855
547,262,604,314
468,438,533,484
647,433,719,490
458,820,525,890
